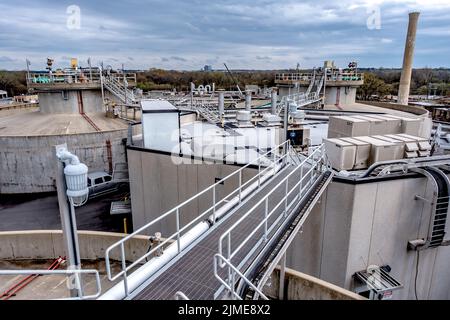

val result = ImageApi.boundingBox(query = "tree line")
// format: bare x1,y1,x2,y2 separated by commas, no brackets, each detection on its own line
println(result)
1,68,449,99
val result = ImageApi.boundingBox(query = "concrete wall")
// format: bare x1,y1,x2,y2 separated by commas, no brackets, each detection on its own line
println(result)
127,148,257,234
0,130,127,193
0,230,150,262
278,85,357,107
38,90,104,114
325,87,357,107
359,100,429,116
264,267,365,300
305,176,450,300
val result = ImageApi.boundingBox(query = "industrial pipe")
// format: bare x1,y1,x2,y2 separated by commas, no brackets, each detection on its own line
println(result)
245,90,252,111
271,88,278,115
218,91,224,115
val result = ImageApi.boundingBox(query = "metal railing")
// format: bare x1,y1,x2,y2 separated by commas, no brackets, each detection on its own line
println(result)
0,269,101,300
104,140,291,297
275,72,363,82
174,291,190,300
27,69,136,86
214,254,269,300
214,145,327,299
277,92,320,115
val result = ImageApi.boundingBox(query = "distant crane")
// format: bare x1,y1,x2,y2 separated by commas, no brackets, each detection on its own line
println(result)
223,63,244,97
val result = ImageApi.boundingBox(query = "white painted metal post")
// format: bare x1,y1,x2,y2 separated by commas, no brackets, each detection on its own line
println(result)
213,186,216,224
176,208,181,253
258,158,261,187
120,242,129,297
54,144,81,298
264,198,268,241
284,178,288,217
239,171,242,203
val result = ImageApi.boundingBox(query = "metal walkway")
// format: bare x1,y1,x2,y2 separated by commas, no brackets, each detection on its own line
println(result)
103,142,332,300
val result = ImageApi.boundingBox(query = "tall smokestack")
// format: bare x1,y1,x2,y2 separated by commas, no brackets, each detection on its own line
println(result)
398,12,420,106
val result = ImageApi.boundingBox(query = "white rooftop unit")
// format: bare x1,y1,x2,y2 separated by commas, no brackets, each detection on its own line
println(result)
364,115,403,134
339,137,371,170
141,99,180,153
352,115,386,135
395,133,431,157
371,135,409,160
327,116,370,138
353,136,402,164
323,138,356,171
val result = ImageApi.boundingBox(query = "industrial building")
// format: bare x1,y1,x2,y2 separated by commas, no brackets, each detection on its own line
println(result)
0,10,449,302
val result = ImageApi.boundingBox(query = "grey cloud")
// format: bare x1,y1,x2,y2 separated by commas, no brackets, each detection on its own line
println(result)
0,0,449,70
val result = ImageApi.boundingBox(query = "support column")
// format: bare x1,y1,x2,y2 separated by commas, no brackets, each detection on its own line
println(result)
271,88,278,115
245,90,252,111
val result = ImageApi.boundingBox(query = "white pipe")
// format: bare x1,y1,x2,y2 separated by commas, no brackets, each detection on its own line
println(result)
99,162,283,300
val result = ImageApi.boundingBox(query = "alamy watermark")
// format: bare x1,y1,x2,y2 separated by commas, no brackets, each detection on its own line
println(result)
66,5,81,30
366,6,381,30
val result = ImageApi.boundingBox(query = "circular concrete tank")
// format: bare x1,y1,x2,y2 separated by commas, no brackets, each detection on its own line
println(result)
0,106,129,194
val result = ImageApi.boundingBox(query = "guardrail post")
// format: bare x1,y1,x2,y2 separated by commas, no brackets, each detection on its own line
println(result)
299,165,304,196
284,178,288,217
264,197,268,241
120,242,129,297
239,171,242,203
176,208,181,253
258,158,261,188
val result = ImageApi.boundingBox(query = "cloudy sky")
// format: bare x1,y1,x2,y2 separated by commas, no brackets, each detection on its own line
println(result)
1,0,449,70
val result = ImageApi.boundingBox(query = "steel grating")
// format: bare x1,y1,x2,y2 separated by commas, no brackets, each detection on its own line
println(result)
132,164,325,300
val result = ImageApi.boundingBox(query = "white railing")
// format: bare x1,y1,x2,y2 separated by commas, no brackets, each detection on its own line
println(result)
27,69,136,86
214,254,269,300
0,269,101,300
214,145,327,299
275,72,363,82
104,140,291,297
277,92,320,115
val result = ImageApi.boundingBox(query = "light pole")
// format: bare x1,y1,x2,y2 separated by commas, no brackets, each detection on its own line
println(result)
55,144,89,298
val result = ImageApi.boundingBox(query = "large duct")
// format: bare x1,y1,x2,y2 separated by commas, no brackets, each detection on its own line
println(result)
218,90,224,115
398,12,420,106
245,90,252,111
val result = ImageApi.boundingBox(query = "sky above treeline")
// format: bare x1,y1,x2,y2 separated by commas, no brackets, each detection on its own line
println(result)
1,0,450,71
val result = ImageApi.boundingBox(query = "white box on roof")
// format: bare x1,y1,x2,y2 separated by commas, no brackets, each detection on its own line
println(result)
368,115,402,134
328,116,370,138
323,138,356,171
141,99,180,152
353,115,386,135
400,117,422,136
371,135,406,159
353,136,402,163
340,137,371,170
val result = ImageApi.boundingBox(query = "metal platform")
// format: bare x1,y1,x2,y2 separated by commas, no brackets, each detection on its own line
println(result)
131,165,331,300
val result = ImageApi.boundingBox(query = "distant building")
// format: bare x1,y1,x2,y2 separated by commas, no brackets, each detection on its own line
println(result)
203,65,212,72
0,90,7,99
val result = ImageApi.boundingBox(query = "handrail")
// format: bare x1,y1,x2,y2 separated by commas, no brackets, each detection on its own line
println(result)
0,269,101,300
275,72,364,82
213,254,269,300
218,145,324,259
174,291,190,300
104,140,291,295
215,145,326,298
